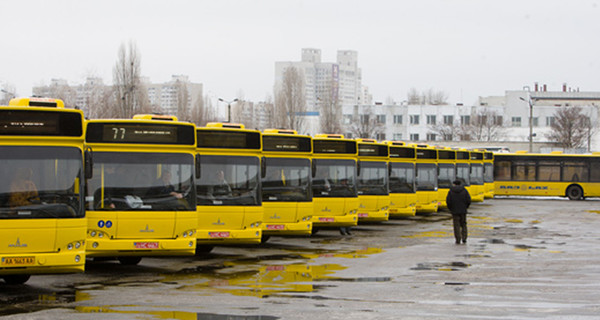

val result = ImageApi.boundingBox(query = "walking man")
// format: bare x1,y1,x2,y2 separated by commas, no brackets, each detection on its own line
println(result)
446,180,471,244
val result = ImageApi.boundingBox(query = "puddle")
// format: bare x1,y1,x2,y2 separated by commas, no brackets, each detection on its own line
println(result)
480,238,505,244
411,261,470,271
75,307,279,319
505,219,523,223
444,282,469,286
586,210,600,214
0,288,76,316
513,244,546,250
456,254,492,258
402,230,451,239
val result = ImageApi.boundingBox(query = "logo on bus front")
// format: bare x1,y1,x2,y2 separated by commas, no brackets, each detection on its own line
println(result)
8,238,27,248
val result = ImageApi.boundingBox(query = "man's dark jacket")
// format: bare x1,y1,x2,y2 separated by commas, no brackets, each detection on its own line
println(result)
446,185,471,214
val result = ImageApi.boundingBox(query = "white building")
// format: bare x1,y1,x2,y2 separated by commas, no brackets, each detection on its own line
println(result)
275,48,367,135
145,75,203,117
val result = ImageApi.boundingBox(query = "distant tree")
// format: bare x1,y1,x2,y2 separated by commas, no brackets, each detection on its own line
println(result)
1,83,16,105
33,80,77,107
190,94,218,126
469,109,507,142
347,105,383,139
546,106,590,149
319,84,342,134
274,66,307,131
113,41,150,118
428,122,456,141
261,95,277,130
407,88,449,105
174,79,190,121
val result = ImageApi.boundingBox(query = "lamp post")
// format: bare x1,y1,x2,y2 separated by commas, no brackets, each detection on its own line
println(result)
218,98,238,123
519,96,534,152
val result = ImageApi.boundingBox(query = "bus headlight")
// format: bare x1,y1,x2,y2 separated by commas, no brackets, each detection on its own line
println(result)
302,216,312,221
75,242,81,249
67,243,73,250
381,206,388,211
182,230,196,238
75,255,81,263
92,242,99,248
90,231,97,237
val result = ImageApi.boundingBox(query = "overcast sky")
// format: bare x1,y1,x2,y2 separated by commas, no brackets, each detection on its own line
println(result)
1,0,599,106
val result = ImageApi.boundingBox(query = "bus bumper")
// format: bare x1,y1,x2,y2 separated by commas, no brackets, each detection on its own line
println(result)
0,250,85,275
311,213,358,228
263,221,312,236
416,201,438,213
86,238,196,257
358,209,389,222
196,227,262,245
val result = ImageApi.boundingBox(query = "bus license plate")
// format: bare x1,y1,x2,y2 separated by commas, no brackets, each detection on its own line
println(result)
319,217,334,222
358,213,368,217
266,224,284,230
2,256,35,265
134,242,159,249
209,232,230,238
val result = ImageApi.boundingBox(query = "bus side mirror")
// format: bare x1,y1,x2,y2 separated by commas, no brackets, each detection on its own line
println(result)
388,163,392,177
312,160,316,178
84,148,93,180
261,156,267,179
357,160,361,176
195,153,201,179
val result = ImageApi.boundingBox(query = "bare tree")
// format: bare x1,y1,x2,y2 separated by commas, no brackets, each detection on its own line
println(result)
113,41,150,118
274,66,306,131
469,109,507,142
190,94,218,127
33,80,77,107
319,84,342,134
546,106,590,149
428,123,457,141
407,88,449,105
1,82,16,105
261,95,277,130
347,105,383,139
174,79,190,121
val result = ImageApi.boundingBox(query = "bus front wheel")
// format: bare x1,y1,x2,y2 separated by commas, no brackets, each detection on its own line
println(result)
3,275,31,285
118,257,142,265
567,185,583,200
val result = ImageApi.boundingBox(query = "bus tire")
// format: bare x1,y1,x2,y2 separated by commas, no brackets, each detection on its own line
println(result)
566,185,583,200
118,257,142,265
261,235,271,243
3,275,31,285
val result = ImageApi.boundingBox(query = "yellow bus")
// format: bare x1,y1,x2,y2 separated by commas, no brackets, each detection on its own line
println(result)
85,117,197,265
483,151,495,199
356,139,390,222
261,129,313,239
311,134,358,234
387,141,417,217
436,147,456,210
415,144,439,213
195,123,263,251
494,151,600,200
469,149,485,202
455,149,472,194
1,97,90,284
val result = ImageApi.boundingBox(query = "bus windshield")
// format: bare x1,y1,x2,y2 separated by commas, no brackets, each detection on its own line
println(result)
389,162,415,193
262,158,311,202
470,163,484,185
357,161,388,196
313,159,357,198
86,152,195,211
196,155,260,206
0,146,83,219
416,163,437,191
456,163,471,186
438,163,455,189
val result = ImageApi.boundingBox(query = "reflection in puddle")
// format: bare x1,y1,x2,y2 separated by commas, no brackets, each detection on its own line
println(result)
0,290,76,316
411,261,470,271
76,307,279,320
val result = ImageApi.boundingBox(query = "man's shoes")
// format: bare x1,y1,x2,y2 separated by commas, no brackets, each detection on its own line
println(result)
455,240,461,244
462,239,467,244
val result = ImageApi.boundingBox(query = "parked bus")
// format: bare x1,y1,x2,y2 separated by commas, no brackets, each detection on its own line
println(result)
311,134,358,234
356,139,389,222
386,141,417,217
483,151,495,199
469,149,485,202
436,147,456,210
494,151,600,200
1,97,90,284
261,129,312,239
455,149,472,194
85,116,197,265
415,144,439,213
195,123,263,251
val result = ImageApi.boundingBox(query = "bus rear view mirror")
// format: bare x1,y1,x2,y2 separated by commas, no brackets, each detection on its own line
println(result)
195,153,201,179
84,148,93,180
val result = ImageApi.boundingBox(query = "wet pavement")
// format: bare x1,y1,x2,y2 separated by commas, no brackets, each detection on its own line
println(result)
2,198,600,319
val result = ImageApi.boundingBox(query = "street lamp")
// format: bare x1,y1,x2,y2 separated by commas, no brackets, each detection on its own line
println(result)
519,96,534,152
218,98,238,123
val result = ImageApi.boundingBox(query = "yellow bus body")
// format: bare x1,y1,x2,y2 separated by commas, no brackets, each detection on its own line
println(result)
469,150,486,202
483,151,495,199
356,139,390,222
415,145,439,213
261,130,313,236
436,147,457,210
494,152,600,200
311,134,358,228
195,124,263,245
84,119,197,258
1,102,86,283
386,142,417,217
